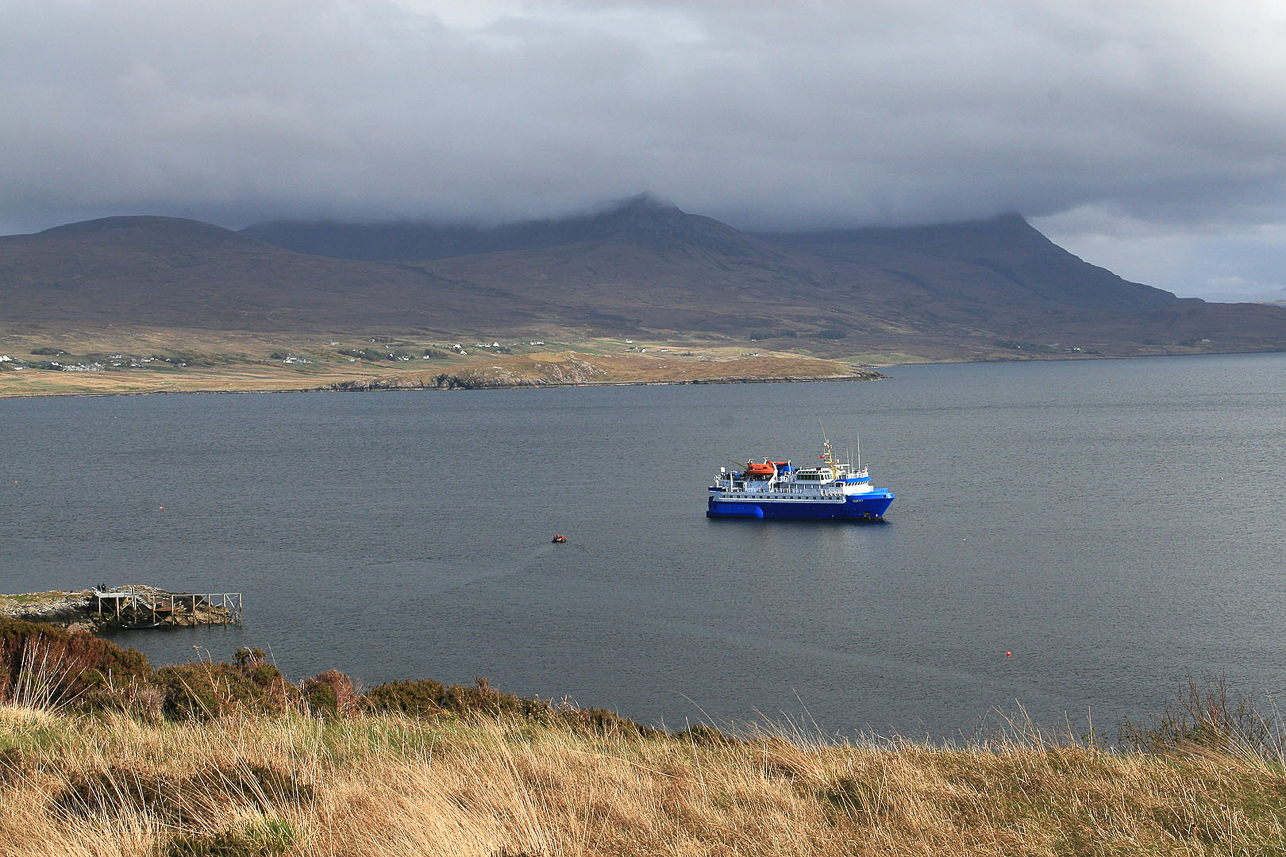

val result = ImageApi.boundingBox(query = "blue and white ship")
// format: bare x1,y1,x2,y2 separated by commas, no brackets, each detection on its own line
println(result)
707,438,894,520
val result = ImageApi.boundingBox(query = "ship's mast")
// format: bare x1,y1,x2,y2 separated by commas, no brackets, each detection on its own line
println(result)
818,420,842,474
821,437,838,472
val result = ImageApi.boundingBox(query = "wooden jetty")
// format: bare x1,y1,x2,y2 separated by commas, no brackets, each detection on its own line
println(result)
92,585,243,629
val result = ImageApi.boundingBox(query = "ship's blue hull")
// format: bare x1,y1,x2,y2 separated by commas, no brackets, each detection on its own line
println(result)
707,489,894,520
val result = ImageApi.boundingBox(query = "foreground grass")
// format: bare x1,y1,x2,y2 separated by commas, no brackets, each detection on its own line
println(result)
4,621,1286,854
5,703,1286,856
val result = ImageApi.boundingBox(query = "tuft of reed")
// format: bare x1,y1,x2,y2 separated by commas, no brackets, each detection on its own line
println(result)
1120,675,1286,763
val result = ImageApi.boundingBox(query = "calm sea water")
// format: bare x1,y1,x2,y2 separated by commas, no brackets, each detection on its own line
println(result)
3,353,1285,739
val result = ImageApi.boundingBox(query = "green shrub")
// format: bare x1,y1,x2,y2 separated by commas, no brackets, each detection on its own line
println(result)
675,723,737,746
250,663,283,686
360,677,663,735
361,678,448,717
445,677,556,721
303,681,337,716
234,647,267,667
362,677,555,722
302,669,358,718
0,618,151,709
557,706,662,739
167,829,263,857
154,657,295,720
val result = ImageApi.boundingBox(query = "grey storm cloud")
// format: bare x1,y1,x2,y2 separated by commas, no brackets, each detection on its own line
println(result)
3,0,1285,299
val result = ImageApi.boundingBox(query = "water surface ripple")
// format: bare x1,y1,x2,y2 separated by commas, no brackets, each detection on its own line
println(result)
3,353,1284,739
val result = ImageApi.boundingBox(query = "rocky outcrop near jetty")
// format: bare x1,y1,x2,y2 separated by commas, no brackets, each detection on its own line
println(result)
1,591,98,633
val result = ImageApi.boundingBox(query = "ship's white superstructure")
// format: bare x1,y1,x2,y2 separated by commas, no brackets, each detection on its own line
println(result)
707,439,894,520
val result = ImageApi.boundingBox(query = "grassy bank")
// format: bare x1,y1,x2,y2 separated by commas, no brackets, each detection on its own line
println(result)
0,330,886,398
4,621,1286,855
9,704,1286,855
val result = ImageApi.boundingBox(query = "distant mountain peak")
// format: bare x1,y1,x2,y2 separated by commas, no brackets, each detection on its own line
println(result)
240,193,732,261
979,211,1043,237
600,193,681,215
575,193,697,236
547,192,687,233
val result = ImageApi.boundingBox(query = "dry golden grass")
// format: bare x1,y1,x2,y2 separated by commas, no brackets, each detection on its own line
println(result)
5,704,1286,856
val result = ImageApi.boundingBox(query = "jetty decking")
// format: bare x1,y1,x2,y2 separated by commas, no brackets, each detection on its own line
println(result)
92,585,243,629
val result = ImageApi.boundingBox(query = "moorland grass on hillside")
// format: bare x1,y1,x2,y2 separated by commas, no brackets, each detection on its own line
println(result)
3,619,1286,856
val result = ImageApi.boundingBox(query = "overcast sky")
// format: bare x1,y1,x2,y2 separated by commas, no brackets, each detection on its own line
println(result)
3,0,1284,301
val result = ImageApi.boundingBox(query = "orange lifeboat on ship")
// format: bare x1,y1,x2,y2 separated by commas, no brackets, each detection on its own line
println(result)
745,460,777,478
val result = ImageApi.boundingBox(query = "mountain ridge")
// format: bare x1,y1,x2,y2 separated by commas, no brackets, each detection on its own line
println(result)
4,198,1286,361
237,194,767,262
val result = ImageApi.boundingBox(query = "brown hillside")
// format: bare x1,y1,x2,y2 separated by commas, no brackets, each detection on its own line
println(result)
0,217,541,334
4,201,1286,363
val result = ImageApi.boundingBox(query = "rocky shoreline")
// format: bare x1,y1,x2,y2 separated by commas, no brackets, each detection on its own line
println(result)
0,591,100,633
320,353,885,392
1,356,887,399
323,371,883,392
1,587,238,633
